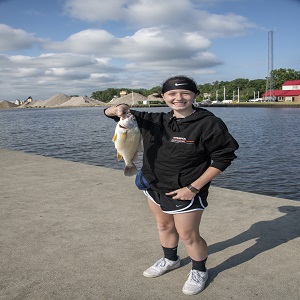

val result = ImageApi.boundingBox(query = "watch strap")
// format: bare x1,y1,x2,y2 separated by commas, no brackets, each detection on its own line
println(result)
186,184,200,193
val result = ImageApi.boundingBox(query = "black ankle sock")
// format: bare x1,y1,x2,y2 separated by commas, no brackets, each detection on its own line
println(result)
162,246,178,261
191,258,207,272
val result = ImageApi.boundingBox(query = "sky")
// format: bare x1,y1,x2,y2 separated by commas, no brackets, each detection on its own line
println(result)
0,0,299,101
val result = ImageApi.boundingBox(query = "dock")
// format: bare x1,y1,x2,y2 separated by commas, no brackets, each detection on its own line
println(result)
1,149,299,300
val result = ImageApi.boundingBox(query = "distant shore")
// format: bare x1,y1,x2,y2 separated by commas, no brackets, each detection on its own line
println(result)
197,102,300,108
1,101,300,109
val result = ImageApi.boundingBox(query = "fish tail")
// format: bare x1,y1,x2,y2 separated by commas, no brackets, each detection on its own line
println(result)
124,164,138,177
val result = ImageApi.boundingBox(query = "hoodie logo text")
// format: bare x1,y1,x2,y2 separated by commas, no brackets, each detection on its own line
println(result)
170,137,195,144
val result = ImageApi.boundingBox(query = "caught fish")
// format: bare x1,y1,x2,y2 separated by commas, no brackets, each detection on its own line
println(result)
112,113,142,176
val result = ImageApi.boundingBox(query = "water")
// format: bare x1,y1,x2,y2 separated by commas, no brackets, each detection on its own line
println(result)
0,106,299,201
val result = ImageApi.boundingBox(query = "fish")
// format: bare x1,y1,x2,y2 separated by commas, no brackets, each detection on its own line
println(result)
112,113,142,176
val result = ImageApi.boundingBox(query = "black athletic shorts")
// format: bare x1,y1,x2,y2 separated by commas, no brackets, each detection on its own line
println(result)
144,189,208,214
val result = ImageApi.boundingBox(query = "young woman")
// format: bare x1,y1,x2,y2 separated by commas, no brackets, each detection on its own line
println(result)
104,75,239,295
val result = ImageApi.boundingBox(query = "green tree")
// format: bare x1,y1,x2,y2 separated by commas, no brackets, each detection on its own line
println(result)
90,68,300,103
248,79,266,99
271,68,300,89
145,86,162,96
91,88,120,102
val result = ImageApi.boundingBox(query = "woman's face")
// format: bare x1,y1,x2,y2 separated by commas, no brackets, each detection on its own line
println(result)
162,89,196,111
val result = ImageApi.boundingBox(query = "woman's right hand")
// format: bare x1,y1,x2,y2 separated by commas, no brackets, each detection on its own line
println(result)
104,104,129,117
114,104,130,118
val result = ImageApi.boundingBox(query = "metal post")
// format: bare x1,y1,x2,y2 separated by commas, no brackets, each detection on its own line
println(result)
266,30,274,101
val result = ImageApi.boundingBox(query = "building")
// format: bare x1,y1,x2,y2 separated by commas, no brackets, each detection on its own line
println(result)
120,90,127,97
262,80,300,102
282,80,300,91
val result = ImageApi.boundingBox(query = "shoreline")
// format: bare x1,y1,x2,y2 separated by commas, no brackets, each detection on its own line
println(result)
1,102,300,109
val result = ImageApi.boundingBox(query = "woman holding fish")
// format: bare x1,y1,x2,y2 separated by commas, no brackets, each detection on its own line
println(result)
104,75,239,295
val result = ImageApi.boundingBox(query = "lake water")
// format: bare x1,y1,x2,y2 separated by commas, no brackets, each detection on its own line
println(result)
0,106,299,201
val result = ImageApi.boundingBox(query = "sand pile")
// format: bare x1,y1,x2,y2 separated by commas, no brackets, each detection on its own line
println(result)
43,94,72,107
28,100,46,107
109,92,146,106
60,96,106,107
147,93,164,102
0,101,18,109
20,94,106,108
19,94,71,108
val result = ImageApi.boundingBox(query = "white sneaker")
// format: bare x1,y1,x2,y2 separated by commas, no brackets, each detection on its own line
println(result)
182,269,208,295
143,257,180,278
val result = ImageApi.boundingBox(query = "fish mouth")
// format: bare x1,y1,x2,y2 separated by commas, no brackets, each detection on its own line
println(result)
119,124,128,129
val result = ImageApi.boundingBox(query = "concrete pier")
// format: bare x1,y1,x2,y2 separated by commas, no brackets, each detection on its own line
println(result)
1,149,299,300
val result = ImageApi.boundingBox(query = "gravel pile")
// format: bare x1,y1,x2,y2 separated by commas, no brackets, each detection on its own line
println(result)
0,101,18,109
60,96,106,107
109,92,147,106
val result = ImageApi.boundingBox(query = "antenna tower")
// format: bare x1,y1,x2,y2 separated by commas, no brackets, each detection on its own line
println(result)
266,30,274,101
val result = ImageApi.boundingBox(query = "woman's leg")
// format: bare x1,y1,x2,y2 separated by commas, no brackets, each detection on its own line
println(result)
147,198,179,247
175,210,209,295
173,210,207,261
143,198,180,278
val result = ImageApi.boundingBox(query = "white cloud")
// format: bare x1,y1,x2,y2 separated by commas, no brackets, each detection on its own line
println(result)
0,0,258,100
0,24,42,51
196,12,255,38
125,0,194,27
0,52,121,99
63,0,255,35
44,30,120,55
126,51,221,72
64,0,127,22
43,27,213,62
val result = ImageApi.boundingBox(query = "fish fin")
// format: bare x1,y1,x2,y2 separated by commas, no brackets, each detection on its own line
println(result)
137,141,143,152
132,151,138,162
112,134,117,142
124,164,138,177
117,152,122,161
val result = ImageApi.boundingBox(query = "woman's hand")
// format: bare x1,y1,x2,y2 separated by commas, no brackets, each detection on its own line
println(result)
114,104,130,118
165,187,195,201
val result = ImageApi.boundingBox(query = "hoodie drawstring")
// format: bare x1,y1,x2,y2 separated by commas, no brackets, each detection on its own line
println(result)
167,117,181,132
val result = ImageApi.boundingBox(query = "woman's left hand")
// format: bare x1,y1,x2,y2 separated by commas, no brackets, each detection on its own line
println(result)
165,187,195,201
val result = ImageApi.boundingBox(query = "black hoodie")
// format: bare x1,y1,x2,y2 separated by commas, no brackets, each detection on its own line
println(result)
129,107,239,195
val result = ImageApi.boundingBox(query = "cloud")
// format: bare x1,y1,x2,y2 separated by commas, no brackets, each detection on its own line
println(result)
0,24,42,51
44,29,120,55
64,0,127,22
125,0,194,27
0,52,122,99
197,12,255,38
0,0,258,100
43,27,213,62
63,0,255,35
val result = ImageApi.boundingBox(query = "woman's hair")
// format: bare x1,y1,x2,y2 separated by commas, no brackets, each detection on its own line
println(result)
161,75,199,95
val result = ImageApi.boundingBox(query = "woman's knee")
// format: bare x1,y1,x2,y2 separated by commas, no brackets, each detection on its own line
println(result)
178,230,201,245
156,221,176,233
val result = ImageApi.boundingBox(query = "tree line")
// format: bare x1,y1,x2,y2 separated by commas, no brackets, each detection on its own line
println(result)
91,68,300,103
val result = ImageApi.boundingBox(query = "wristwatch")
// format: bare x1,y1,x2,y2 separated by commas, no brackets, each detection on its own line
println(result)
186,184,200,193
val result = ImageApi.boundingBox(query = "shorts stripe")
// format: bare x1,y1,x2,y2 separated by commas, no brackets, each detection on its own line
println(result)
143,189,207,215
